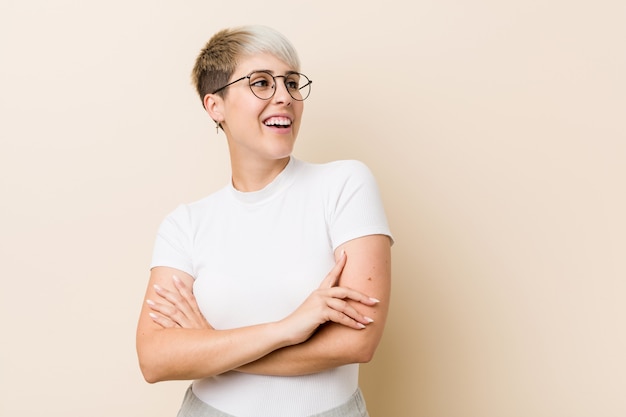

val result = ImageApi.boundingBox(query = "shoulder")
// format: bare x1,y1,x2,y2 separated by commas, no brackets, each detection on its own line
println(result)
161,186,231,226
291,159,380,201
295,158,375,183
298,158,370,172
187,186,231,211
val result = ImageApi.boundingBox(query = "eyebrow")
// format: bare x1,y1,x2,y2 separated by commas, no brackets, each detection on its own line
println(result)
251,69,299,75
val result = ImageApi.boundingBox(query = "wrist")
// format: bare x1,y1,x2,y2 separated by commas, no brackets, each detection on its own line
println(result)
270,319,302,348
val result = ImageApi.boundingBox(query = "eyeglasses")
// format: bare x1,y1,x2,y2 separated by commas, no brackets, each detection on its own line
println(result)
212,70,312,101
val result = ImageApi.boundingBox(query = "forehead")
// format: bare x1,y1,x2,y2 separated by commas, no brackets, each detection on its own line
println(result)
234,52,295,75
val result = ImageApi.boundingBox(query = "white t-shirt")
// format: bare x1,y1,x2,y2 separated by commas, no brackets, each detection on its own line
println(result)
151,157,392,416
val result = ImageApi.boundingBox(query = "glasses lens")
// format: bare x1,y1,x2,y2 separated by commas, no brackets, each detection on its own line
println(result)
248,72,275,100
285,73,311,101
248,72,311,101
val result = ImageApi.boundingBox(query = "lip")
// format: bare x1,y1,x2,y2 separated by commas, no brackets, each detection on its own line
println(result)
262,114,294,132
262,114,293,123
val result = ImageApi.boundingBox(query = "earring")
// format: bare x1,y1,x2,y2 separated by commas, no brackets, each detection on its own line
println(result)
215,121,221,134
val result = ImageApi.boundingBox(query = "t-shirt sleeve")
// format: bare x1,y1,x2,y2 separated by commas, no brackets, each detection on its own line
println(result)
328,160,393,250
150,204,195,276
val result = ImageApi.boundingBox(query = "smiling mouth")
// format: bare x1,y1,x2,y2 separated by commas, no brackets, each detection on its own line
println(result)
264,116,292,128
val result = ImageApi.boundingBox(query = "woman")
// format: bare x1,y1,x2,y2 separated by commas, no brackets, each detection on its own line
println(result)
136,25,393,417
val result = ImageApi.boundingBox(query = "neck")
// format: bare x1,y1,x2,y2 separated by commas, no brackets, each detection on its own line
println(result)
230,156,291,192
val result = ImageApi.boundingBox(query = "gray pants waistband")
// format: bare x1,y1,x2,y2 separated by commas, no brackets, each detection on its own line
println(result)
177,385,370,417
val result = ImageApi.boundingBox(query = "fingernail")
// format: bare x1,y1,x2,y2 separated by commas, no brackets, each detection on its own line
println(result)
364,316,374,323
146,299,155,306
172,275,180,282
357,323,366,329
153,284,162,292
148,313,158,320
369,297,380,303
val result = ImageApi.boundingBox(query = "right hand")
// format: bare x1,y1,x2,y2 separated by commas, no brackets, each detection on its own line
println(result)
147,274,213,330
279,251,379,345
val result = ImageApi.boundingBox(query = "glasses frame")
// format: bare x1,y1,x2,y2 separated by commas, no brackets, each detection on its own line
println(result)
212,70,312,101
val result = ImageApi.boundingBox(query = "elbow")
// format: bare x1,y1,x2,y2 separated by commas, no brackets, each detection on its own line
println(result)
140,364,162,384
349,333,380,364
137,343,169,384
329,324,383,365
355,343,377,364
359,349,376,364
136,329,181,383
142,373,159,384
138,355,165,384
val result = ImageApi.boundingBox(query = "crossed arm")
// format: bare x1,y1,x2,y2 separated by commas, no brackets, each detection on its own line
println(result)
136,234,391,382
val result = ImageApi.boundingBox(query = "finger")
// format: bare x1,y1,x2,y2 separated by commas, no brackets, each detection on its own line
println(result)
153,284,179,305
324,304,369,330
172,275,206,319
147,299,189,327
172,275,194,302
326,286,380,306
153,283,195,320
319,250,347,289
171,276,214,329
326,298,375,327
148,312,180,329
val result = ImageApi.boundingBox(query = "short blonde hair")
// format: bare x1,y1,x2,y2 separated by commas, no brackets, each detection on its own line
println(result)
191,25,301,105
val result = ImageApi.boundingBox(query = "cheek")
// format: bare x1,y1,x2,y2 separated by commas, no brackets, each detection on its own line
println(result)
295,105,304,126
293,121,302,137
296,111,303,133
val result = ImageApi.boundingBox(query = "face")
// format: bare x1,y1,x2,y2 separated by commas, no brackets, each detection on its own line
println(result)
209,52,305,166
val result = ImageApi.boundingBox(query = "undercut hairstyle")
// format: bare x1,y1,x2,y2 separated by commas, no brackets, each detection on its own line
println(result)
191,25,301,106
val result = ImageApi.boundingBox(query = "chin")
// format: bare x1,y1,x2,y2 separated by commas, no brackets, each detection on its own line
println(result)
268,142,295,159
272,150,294,161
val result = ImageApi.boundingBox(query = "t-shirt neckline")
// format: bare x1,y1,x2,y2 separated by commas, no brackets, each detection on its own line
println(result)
229,156,298,205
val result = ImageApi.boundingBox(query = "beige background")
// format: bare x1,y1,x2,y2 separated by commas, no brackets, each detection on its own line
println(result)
1,1,625,416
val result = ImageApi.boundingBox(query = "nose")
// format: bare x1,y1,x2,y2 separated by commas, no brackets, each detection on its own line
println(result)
272,76,292,105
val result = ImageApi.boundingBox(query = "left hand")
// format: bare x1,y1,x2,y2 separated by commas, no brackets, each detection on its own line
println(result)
146,275,213,330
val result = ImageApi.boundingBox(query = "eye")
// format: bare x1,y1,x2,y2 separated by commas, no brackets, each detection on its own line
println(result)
285,76,300,90
250,79,270,88
249,73,273,89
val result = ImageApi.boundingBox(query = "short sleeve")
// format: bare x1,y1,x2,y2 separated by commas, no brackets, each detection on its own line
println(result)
328,160,393,250
150,204,195,276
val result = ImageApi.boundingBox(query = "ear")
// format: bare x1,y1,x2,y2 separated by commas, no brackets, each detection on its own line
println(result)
203,93,224,123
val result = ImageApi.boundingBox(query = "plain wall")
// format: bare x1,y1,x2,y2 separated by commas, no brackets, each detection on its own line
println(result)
1,1,624,416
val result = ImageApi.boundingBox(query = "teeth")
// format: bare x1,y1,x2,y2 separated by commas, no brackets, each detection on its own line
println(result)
264,117,292,126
